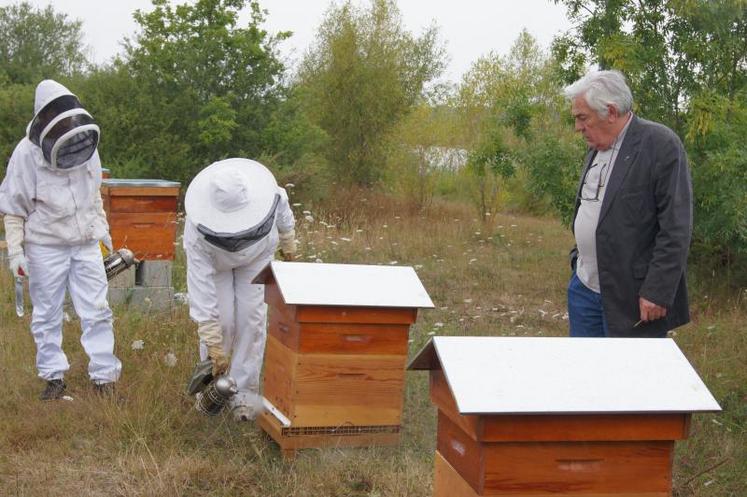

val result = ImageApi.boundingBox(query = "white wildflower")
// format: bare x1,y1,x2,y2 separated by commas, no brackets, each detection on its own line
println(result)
414,264,423,270
463,298,473,304
285,183,295,188
389,261,398,265
174,293,189,305
131,339,144,350
304,215,314,222
427,331,436,336
433,322,444,328
315,258,323,263
468,258,477,264
164,353,177,367
292,203,302,207
340,237,351,242
356,229,363,233
538,309,547,317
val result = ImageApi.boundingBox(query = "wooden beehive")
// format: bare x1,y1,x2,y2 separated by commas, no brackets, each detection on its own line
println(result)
100,179,180,260
253,261,434,457
408,337,721,497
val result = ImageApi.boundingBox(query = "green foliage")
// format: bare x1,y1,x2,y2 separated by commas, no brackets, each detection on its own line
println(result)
386,103,461,211
455,30,581,220
298,0,446,187
0,83,34,176
0,2,88,85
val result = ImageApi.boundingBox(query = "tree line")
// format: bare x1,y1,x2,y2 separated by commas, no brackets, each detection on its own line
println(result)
0,0,744,279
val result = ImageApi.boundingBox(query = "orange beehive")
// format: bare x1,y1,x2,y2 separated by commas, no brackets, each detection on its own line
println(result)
409,337,721,497
253,261,434,458
100,179,180,260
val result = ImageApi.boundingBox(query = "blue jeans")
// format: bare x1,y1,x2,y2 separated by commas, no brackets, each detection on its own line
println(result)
567,272,609,337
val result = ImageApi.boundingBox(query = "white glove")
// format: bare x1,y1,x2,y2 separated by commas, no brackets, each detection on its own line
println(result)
4,215,27,277
9,253,28,278
278,229,296,260
101,233,113,253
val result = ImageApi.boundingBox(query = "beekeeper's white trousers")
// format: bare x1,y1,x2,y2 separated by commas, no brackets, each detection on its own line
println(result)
26,242,122,383
199,264,267,408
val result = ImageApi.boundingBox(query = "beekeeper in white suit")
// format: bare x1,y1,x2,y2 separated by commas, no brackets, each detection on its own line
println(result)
0,79,121,400
184,158,296,421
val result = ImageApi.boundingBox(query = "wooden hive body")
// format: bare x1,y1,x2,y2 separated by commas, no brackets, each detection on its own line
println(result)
101,179,180,260
408,337,721,497
255,261,433,457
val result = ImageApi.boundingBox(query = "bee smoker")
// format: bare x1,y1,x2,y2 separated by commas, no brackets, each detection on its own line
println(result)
195,376,239,416
103,248,138,280
187,358,238,416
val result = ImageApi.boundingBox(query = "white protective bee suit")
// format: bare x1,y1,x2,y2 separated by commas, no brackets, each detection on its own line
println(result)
183,158,295,420
0,80,121,386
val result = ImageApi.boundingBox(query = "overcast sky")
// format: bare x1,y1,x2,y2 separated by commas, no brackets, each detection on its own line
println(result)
2,0,572,82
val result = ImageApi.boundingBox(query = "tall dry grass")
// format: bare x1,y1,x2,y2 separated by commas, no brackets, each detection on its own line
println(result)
0,191,744,496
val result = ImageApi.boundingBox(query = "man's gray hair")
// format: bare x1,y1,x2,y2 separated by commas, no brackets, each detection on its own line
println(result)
564,70,633,118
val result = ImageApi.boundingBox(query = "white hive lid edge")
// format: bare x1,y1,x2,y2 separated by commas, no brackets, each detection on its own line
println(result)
413,336,722,416
253,260,435,308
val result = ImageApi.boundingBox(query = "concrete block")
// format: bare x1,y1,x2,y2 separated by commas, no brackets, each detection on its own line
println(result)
108,286,174,311
108,265,136,288
136,260,173,287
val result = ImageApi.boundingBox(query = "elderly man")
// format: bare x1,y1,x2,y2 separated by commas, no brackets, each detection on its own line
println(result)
565,70,692,338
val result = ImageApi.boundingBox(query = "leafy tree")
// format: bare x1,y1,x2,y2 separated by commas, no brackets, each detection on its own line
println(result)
102,0,290,183
298,0,446,186
456,31,578,219
0,1,88,85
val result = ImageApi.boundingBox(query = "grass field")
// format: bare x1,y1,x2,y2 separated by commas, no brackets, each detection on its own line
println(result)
0,194,744,496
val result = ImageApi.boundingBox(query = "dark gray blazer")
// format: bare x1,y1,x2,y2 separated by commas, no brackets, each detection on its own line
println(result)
571,115,693,337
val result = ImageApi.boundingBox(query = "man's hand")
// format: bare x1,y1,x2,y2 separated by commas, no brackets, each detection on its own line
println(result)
639,297,667,323
207,344,229,377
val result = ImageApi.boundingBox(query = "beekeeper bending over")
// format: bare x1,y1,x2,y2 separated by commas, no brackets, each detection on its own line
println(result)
184,158,296,421
0,80,121,400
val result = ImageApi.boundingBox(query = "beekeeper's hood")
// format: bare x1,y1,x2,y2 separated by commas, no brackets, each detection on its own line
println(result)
27,79,100,171
185,158,280,252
